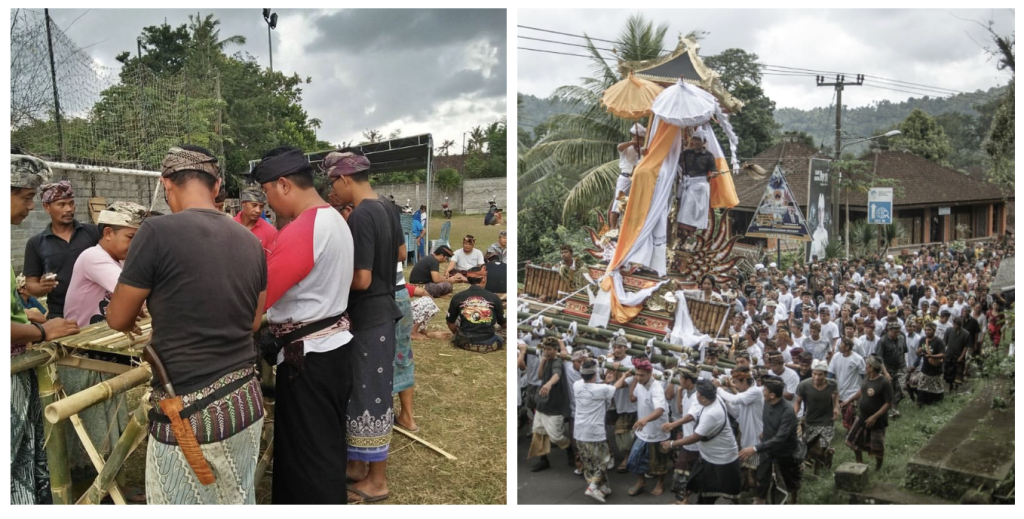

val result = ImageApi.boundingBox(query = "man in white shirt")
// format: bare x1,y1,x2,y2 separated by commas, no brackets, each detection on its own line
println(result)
714,366,763,487
934,310,953,342
609,123,644,231
817,306,841,352
574,359,628,503
768,351,801,401
625,357,670,497
777,283,794,317
607,337,636,472
444,235,485,280
663,366,702,504
828,337,865,431
802,321,832,361
670,378,742,504
855,319,880,357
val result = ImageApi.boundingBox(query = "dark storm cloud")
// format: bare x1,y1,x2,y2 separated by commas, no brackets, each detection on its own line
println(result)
39,8,506,147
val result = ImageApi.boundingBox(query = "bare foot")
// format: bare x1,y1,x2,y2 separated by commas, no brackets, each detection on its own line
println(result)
426,330,452,339
346,461,369,482
395,414,418,432
651,482,664,496
411,332,430,340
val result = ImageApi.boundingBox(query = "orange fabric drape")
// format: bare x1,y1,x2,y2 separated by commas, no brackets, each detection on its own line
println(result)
601,122,681,323
710,157,739,208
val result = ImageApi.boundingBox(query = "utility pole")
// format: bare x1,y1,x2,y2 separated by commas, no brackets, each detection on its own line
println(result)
44,9,65,161
816,74,863,239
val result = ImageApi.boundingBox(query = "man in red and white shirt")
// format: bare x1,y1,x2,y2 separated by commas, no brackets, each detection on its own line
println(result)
233,185,277,248
254,146,354,504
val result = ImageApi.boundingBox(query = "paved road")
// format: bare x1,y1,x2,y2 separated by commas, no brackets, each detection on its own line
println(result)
516,421,678,505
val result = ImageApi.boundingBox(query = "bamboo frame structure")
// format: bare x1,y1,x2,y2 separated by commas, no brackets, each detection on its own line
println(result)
520,345,727,376
77,404,150,505
36,363,72,504
69,413,127,505
45,364,151,424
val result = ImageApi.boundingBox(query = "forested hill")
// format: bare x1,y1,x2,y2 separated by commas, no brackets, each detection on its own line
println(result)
775,85,1008,148
518,93,582,135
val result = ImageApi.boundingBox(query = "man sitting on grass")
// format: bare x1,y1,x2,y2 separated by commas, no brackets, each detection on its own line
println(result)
409,245,456,296
446,265,505,353
445,235,484,281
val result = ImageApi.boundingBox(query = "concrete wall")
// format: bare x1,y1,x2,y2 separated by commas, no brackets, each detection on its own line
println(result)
10,168,171,274
375,177,506,215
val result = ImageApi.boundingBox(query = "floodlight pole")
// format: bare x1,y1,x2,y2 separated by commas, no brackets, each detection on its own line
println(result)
44,9,65,161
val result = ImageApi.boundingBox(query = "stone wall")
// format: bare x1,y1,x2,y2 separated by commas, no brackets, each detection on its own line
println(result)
10,168,171,274
375,177,506,215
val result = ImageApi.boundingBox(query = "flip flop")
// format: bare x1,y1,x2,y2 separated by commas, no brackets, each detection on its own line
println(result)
628,485,645,496
616,466,629,474
394,423,421,434
347,487,390,504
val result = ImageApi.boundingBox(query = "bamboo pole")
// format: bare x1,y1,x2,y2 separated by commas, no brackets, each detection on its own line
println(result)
11,349,56,374
393,426,457,460
255,401,274,485
44,365,151,425
37,364,72,504
77,404,150,505
520,345,727,374
55,356,131,376
69,414,127,505
516,315,735,368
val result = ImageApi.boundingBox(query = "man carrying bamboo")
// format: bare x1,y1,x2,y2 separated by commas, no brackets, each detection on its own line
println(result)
107,145,267,504
253,146,356,504
10,154,81,505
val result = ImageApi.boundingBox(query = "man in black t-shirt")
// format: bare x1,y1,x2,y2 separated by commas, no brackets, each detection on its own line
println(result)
483,251,507,295
841,355,893,471
409,246,454,297
22,180,101,318
107,145,267,504
447,265,506,353
328,147,404,503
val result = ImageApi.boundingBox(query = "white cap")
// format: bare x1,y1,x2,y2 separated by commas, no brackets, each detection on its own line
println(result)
811,359,829,372
755,263,764,270
630,123,647,137
692,127,707,141
896,265,904,270
769,262,777,268
887,255,894,260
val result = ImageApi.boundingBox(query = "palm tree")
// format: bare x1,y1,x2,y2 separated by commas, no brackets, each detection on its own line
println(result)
519,14,703,223
437,139,454,156
308,118,322,140
186,13,246,79
468,126,487,153
362,128,383,143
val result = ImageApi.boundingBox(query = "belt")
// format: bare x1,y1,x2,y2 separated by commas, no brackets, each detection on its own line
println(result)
619,172,632,178
148,373,255,424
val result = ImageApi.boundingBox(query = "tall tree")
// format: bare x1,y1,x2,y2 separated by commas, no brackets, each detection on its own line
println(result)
703,48,780,157
362,129,384,143
980,22,1014,194
891,109,953,164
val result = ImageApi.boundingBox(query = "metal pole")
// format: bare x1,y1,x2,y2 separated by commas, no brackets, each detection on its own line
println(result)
267,23,273,73
44,9,65,161
833,83,842,239
425,134,433,254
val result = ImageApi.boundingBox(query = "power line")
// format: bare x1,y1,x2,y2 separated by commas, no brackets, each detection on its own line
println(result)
518,35,616,53
517,46,614,61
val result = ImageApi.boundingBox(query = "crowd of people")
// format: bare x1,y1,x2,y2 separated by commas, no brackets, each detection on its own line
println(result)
10,146,506,505
518,237,1013,504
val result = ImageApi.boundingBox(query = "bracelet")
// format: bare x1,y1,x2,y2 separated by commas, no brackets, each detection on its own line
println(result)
32,322,47,342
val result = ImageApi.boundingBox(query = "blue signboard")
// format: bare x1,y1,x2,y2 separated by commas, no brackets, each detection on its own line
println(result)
868,188,893,225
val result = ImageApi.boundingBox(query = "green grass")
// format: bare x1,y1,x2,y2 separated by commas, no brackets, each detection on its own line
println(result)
799,380,986,504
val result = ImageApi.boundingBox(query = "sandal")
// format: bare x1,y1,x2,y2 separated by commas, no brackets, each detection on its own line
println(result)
628,485,645,496
347,487,390,504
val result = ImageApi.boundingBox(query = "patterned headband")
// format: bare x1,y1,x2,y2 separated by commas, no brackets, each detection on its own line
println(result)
40,180,74,203
161,147,220,179
323,151,371,178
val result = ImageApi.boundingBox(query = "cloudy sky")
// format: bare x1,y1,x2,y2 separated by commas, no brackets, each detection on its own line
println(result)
518,9,1014,110
42,8,506,151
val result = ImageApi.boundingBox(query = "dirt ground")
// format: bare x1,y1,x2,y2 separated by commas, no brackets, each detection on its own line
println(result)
114,213,508,504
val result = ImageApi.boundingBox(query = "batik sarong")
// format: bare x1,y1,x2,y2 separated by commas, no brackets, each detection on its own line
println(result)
845,417,886,458
347,321,396,462
613,411,637,454
146,416,264,504
672,448,701,500
627,439,670,476
394,288,415,393
802,424,835,468
916,373,945,405
58,365,128,470
577,440,612,484
11,370,52,505
411,295,440,325
420,282,452,299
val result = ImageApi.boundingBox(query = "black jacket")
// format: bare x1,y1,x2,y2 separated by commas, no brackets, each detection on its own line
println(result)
755,398,799,457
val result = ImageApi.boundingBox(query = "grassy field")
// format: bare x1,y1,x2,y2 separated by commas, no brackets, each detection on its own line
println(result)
116,214,508,505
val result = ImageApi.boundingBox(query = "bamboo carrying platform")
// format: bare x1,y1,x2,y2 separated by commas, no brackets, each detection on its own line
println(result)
12,319,154,505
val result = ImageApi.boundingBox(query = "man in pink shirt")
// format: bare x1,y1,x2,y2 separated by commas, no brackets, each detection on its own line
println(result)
64,201,148,326
233,185,277,248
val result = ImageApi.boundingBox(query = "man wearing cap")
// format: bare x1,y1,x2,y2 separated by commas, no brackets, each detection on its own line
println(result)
11,154,81,505
877,321,908,417
794,360,839,474
233,184,277,248
106,145,267,504
22,179,101,319
248,146,358,503
574,358,628,502
409,246,456,296
446,265,505,353
738,377,800,504
675,129,719,247
324,147,404,503
62,202,148,480
625,357,670,497
446,234,485,280
842,355,893,471
675,379,742,504
487,230,507,263
608,123,645,231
